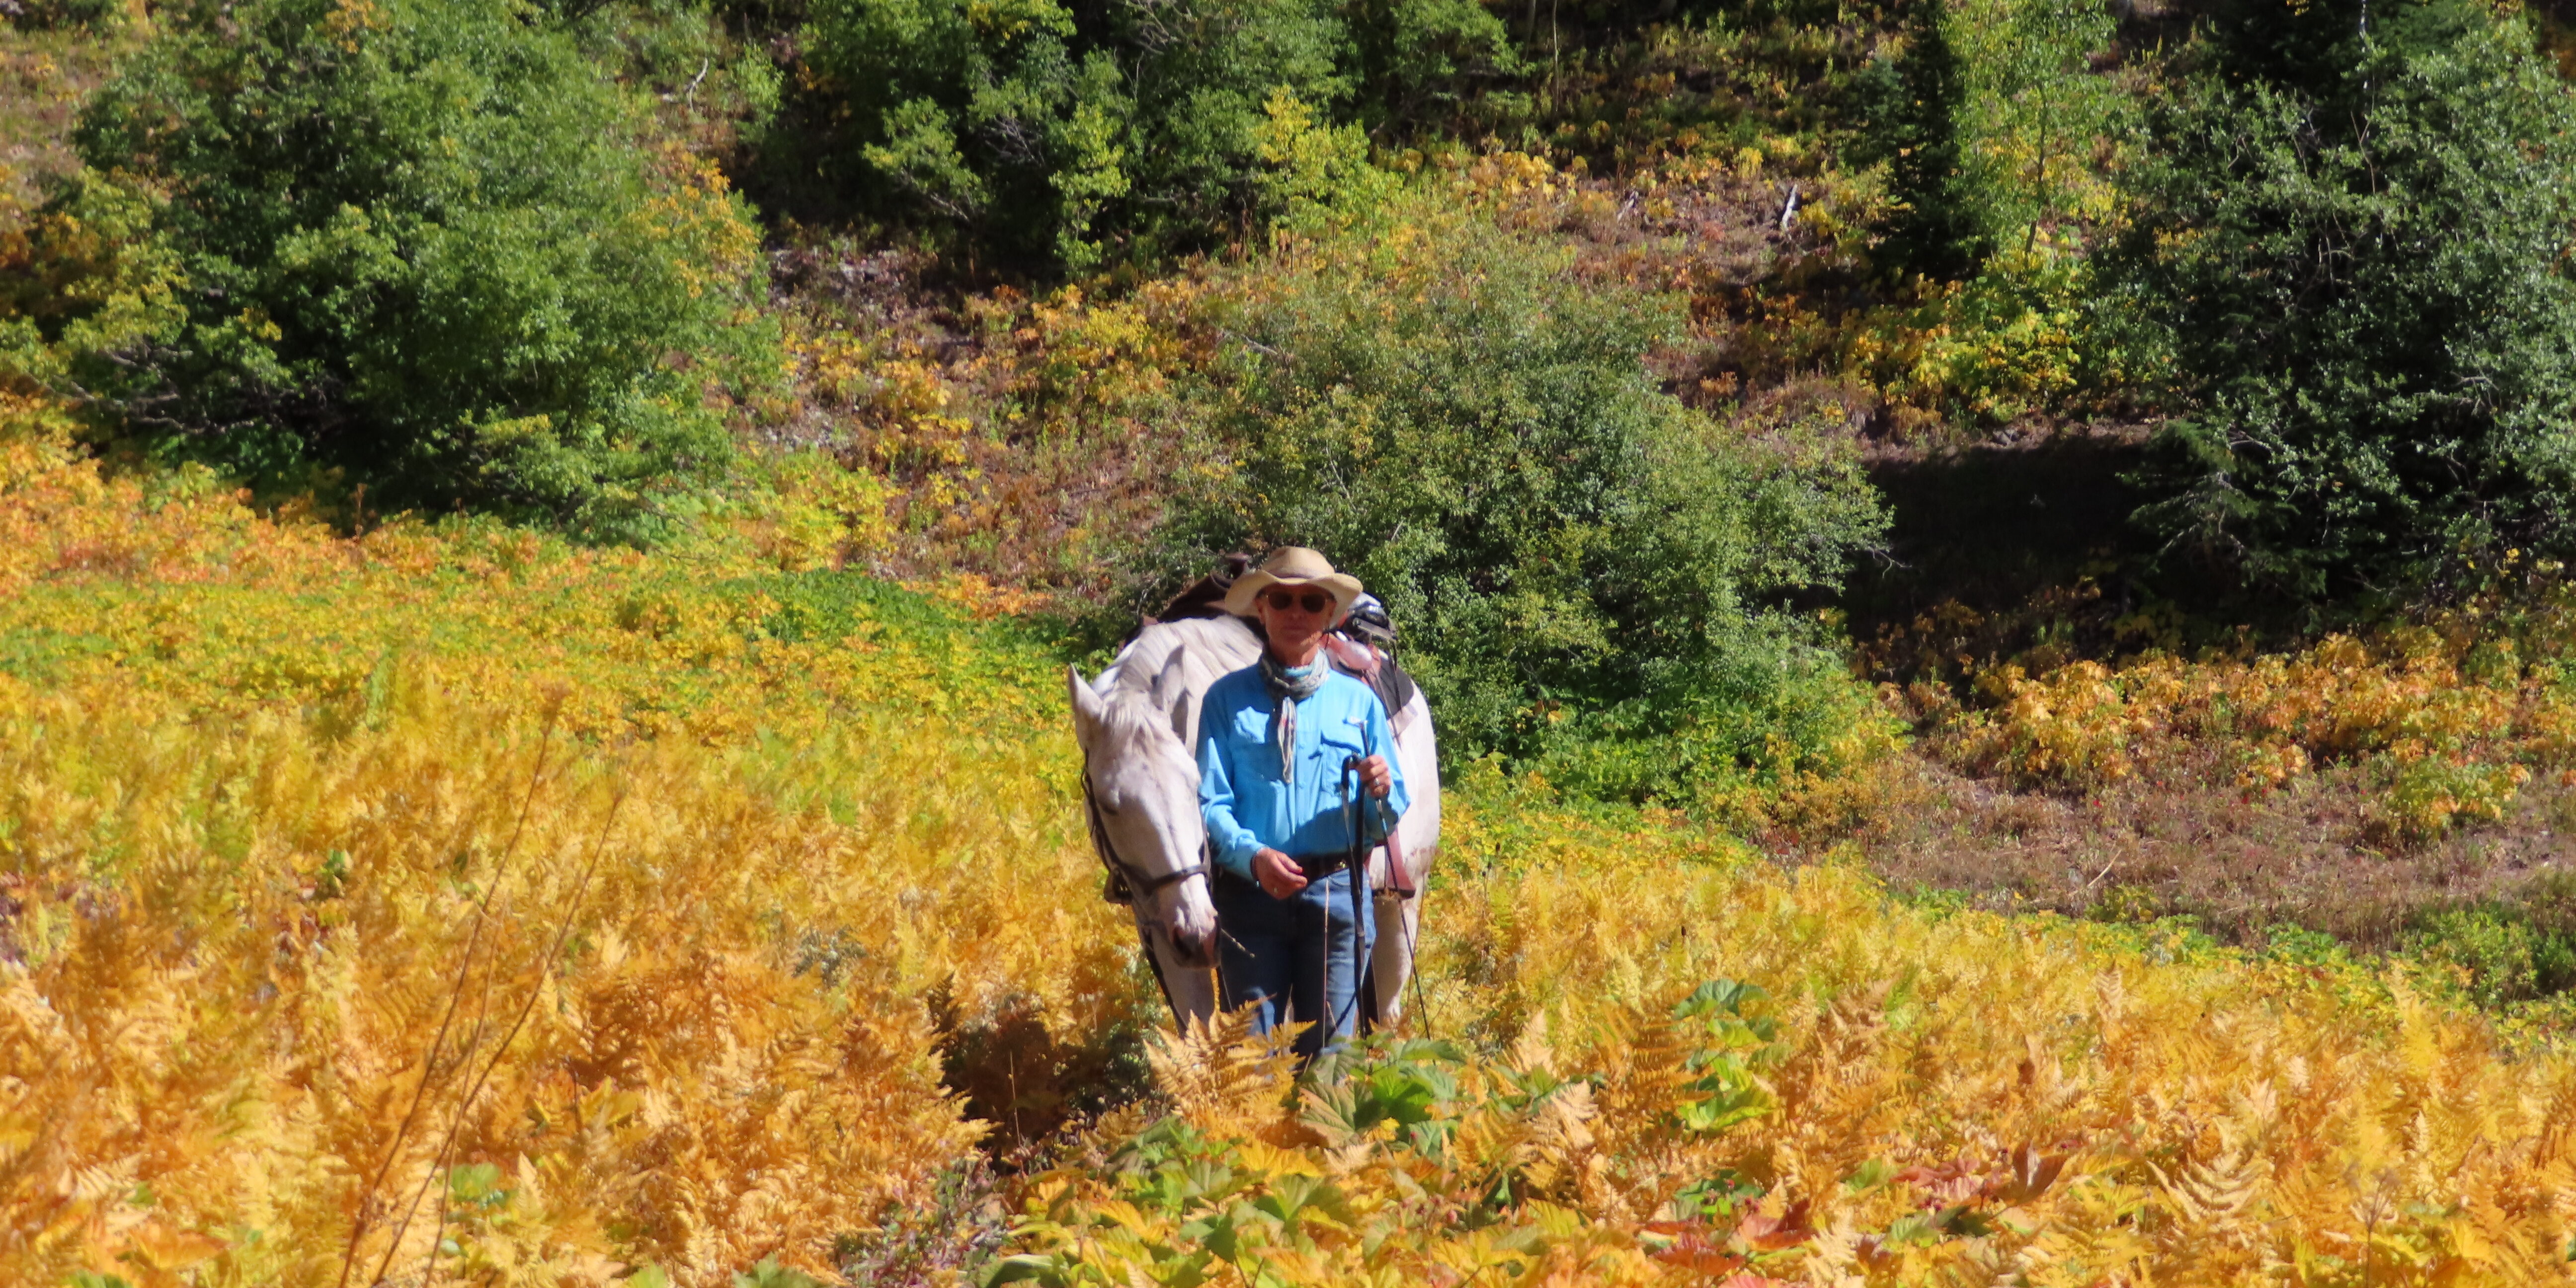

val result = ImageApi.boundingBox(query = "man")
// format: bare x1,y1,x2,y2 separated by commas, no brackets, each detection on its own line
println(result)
1197,547,1408,1059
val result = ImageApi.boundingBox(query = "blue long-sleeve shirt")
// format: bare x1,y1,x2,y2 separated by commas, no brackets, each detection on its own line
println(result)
1198,662,1410,881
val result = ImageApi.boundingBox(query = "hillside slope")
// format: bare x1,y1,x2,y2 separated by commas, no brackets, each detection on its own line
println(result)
4,403,2574,1286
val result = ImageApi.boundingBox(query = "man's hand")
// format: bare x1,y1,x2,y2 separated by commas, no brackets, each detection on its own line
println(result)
1359,753,1393,800
1254,848,1307,899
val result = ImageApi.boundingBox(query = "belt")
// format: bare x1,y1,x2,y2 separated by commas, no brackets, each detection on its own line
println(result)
1219,850,1360,883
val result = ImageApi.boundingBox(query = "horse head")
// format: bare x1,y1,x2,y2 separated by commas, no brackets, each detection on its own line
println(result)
1067,652,1220,969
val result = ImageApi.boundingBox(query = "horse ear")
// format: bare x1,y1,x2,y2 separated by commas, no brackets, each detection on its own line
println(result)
1067,665,1107,740
1150,650,1196,744
1148,648,1190,710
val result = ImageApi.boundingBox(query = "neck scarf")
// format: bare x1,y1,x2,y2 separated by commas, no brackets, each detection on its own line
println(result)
1259,654,1327,783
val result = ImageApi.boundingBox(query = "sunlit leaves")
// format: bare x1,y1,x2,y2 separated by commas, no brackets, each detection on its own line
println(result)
9,395,2576,1288
57,0,781,540
1168,195,1888,803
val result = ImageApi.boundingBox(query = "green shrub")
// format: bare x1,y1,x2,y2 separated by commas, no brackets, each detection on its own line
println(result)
795,0,1523,273
2407,907,2543,1008
1337,0,1521,137
800,0,1352,272
19,0,778,541
2404,876,2576,1007
4,0,122,31
2113,0,2576,595
2508,870,2576,997
1164,198,1888,803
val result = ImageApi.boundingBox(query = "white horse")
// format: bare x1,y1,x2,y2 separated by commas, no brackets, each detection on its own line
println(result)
1066,614,1441,1028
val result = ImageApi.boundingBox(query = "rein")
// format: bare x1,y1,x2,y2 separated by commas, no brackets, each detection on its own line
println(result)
1080,768,1208,905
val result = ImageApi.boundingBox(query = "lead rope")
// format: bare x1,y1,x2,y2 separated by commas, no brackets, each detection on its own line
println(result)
1336,754,1367,1049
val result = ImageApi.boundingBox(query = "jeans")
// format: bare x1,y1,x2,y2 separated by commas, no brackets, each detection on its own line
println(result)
1212,867,1375,1061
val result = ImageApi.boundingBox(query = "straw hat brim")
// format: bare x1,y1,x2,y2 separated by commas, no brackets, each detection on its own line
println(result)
1220,568,1364,618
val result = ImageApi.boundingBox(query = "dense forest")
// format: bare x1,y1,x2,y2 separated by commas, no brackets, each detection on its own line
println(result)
10,0,2576,1284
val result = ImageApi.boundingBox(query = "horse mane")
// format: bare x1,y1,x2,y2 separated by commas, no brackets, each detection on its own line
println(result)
1089,615,1261,758
1101,616,1258,697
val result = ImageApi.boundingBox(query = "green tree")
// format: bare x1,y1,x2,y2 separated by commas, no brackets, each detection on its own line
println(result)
1167,202,1887,803
1866,0,1981,282
801,0,1354,271
1339,0,1522,137
1943,0,2126,255
2115,0,2576,594
17,0,777,540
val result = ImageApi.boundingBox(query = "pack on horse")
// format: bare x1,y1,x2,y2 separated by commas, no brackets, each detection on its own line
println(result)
1065,557,1440,1033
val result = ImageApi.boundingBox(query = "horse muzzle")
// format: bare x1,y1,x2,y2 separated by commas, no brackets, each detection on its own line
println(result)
1167,920,1219,969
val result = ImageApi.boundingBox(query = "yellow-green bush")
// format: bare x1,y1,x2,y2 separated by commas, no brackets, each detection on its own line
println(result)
1942,595,2576,842
1846,249,2104,429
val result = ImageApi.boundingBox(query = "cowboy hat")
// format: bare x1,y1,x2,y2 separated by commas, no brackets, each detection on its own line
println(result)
1218,547,1364,619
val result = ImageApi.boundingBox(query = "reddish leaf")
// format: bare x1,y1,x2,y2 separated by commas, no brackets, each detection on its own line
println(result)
1736,1198,1813,1250
1645,1227,1745,1274
1895,1157,1987,1206
1851,1235,1898,1269
1993,1141,2072,1204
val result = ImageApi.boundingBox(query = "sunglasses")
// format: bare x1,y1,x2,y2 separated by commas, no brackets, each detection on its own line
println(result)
1262,589,1335,615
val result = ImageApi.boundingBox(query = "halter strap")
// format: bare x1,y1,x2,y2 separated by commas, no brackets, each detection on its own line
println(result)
1081,771,1208,902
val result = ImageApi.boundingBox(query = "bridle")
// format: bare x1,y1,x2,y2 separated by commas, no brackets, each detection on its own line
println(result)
1080,762,1208,905
1081,758,1213,1018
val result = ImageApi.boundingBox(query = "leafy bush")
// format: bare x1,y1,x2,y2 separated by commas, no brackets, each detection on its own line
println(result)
8,0,779,541
2115,0,2576,594
3,0,122,31
2372,756,2530,848
2405,874,2576,1007
1165,199,1888,803
801,0,1353,271
2518,871,2576,993
792,0,1527,272
2409,908,2546,1007
1337,0,1521,137
1846,246,2099,426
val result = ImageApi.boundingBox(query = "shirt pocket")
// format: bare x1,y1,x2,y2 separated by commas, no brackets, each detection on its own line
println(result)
1313,719,1369,772
1227,707,1274,744
1226,707,1282,780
